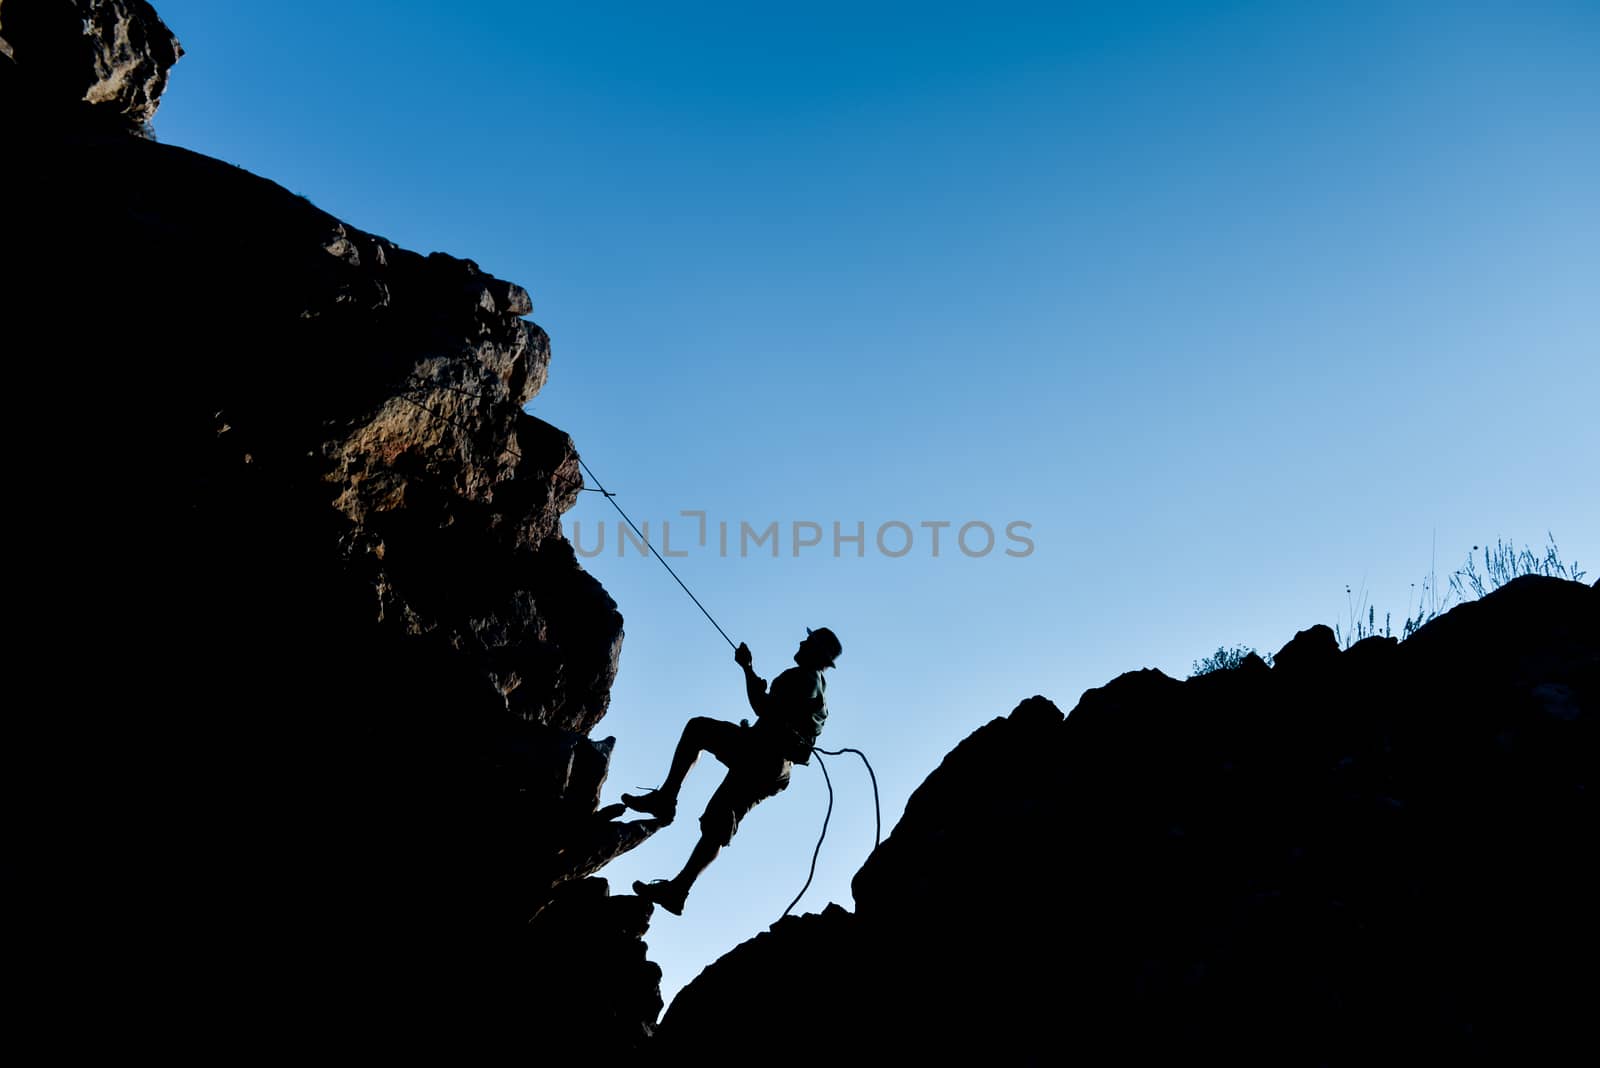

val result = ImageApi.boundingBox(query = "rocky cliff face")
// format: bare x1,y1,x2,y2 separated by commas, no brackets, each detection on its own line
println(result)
7,3,661,1055
659,576,1597,1064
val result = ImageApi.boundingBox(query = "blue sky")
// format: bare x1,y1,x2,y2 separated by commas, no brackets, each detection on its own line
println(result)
153,1,1598,1006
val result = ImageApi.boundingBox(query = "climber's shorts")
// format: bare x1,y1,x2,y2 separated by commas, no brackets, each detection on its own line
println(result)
690,717,792,847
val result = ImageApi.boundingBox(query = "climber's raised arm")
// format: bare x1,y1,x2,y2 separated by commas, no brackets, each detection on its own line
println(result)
735,641,768,717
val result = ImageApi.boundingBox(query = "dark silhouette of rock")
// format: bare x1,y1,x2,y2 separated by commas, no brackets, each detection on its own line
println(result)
658,576,1597,1064
1272,621,1339,673
5,3,661,1055
524,877,665,1058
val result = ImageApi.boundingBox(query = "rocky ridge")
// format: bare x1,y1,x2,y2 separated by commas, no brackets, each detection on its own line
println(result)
659,576,1597,1064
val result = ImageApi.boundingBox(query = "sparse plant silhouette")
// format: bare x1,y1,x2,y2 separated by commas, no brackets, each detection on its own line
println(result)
1191,644,1271,677
1449,535,1586,600
1336,533,1583,649
1197,534,1585,667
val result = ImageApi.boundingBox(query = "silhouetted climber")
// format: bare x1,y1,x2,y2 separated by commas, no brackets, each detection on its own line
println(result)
625,627,844,915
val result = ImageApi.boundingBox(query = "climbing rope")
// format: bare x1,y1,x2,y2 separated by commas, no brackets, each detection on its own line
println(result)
575,455,736,651
780,750,833,921
778,745,881,923
393,379,735,649
815,746,881,848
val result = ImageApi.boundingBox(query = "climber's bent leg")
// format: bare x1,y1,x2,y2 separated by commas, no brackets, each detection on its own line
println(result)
624,718,742,821
662,716,739,798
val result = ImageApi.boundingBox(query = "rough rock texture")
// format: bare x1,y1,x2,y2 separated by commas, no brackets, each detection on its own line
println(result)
0,0,182,132
6,5,662,1056
658,577,1597,1064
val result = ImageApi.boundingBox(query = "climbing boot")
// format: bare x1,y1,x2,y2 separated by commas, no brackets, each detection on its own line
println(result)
621,789,677,823
633,879,688,916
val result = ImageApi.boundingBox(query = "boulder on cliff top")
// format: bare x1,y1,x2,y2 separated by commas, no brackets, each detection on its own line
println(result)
1,0,182,132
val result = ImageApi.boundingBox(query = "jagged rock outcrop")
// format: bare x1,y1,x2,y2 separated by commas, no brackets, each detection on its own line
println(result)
1,0,182,132
6,4,661,1056
658,577,1597,1064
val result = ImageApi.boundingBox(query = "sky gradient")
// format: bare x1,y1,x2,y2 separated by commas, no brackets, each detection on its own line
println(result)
151,1,1598,1006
